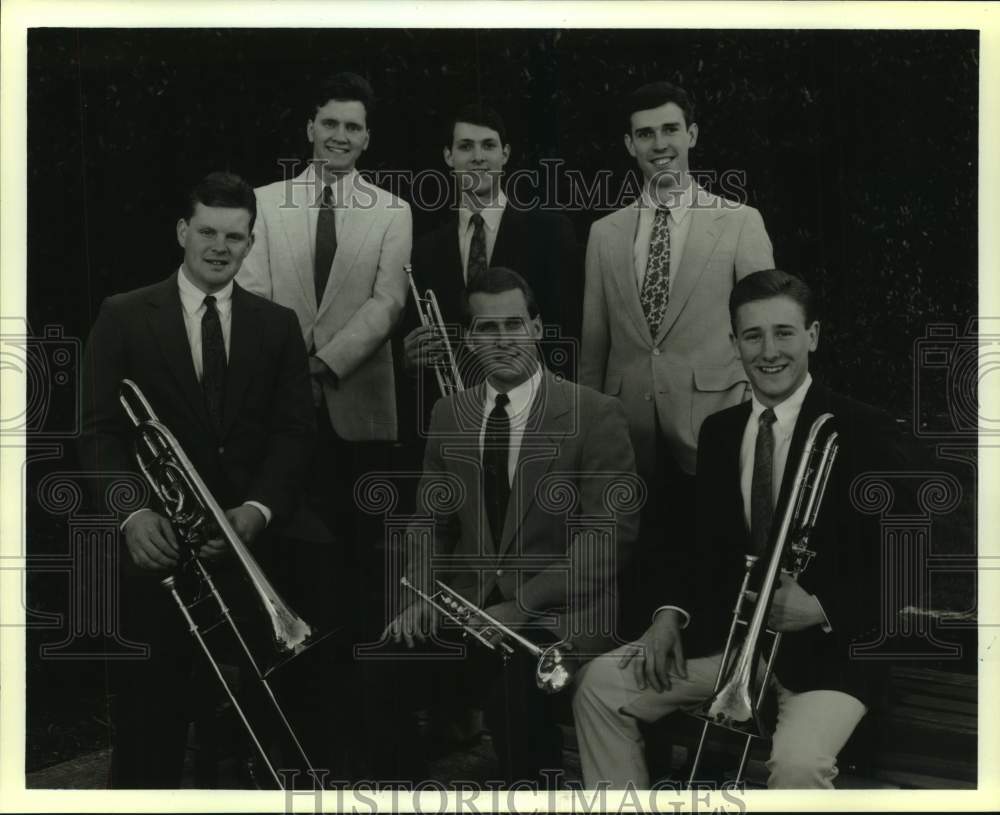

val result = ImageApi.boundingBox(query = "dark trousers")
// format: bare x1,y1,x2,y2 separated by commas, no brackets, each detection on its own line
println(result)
355,626,567,786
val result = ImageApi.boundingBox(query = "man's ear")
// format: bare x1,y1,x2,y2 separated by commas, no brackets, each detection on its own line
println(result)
807,320,820,352
624,133,637,158
501,143,511,167
176,218,188,249
443,146,454,169
687,122,699,150
306,118,315,145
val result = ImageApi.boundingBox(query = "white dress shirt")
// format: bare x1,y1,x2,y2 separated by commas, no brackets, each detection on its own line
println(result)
178,265,233,379
479,365,542,485
458,191,507,282
632,181,695,291
304,162,354,266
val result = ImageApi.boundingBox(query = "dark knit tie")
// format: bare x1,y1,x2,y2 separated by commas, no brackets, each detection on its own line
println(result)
314,184,337,305
483,392,511,545
201,295,226,435
640,207,671,337
468,212,488,282
751,408,777,554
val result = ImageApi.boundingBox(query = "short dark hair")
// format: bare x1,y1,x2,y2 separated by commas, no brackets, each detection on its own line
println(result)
623,81,696,135
729,269,816,330
446,103,508,149
462,266,540,325
308,72,375,124
184,171,257,232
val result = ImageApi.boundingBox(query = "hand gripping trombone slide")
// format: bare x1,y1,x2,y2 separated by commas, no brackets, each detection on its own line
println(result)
400,577,573,694
405,263,465,397
119,378,324,789
685,413,839,785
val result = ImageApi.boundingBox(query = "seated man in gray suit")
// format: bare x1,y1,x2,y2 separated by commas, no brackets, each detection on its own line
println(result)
581,80,774,637
365,267,639,785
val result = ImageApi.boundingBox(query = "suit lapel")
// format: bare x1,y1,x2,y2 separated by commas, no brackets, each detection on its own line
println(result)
317,176,379,320
279,173,317,310
724,401,753,535
609,205,653,344
497,372,569,557
146,274,214,435
220,284,263,439
655,196,722,343
446,383,497,555
775,381,829,515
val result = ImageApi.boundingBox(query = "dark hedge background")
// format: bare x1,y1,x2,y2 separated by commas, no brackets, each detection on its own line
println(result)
24,28,979,773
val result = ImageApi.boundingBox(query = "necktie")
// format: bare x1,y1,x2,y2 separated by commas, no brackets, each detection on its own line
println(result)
751,408,777,554
201,295,226,435
314,184,337,306
468,212,488,282
483,392,511,545
640,207,671,337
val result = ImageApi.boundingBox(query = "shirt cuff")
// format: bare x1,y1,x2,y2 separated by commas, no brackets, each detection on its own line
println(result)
119,507,153,532
652,605,690,629
244,501,272,526
814,595,833,633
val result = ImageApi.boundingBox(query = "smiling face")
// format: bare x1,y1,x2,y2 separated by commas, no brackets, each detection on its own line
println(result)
625,101,698,196
466,288,542,389
732,295,820,408
307,98,370,177
176,203,254,294
444,121,510,202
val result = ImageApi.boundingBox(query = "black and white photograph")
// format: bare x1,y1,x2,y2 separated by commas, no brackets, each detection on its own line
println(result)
1,1,996,812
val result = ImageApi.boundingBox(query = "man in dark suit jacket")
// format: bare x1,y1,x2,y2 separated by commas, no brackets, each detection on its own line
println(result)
574,269,908,789
400,103,582,440
78,172,315,787
368,267,638,784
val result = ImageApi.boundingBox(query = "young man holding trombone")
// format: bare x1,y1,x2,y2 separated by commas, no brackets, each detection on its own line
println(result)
573,269,909,789
78,172,316,787
372,267,638,785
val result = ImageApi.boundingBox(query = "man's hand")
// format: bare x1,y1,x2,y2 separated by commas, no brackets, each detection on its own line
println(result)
123,509,180,571
766,573,827,632
224,505,266,545
619,609,688,692
384,601,439,648
403,325,447,374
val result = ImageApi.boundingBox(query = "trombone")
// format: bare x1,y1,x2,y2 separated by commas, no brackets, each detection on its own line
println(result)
400,577,573,694
405,264,465,397
686,413,839,785
119,378,322,789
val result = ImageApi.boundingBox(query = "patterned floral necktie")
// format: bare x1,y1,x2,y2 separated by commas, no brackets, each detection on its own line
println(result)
640,206,671,337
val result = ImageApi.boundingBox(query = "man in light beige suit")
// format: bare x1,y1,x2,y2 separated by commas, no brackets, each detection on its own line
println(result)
237,73,411,658
581,81,773,637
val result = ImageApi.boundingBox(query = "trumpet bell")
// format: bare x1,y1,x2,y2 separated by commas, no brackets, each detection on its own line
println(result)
535,642,572,694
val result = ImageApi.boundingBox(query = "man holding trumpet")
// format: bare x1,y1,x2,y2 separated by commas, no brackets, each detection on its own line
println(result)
573,269,909,789
78,172,316,787
370,267,638,785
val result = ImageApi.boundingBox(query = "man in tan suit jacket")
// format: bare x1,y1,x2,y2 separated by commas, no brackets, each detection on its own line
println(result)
581,81,773,635
237,73,411,652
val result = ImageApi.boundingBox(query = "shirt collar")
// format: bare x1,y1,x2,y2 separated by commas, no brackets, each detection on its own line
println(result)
750,372,813,430
638,179,696,225
484,363,542,422
460,190,507,234
178,265,234,316
305,161,359,205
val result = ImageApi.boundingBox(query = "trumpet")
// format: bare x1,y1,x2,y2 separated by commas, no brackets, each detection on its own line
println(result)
406,264,465,397
400,577,573,694
686,413,839,785
119,378,322,789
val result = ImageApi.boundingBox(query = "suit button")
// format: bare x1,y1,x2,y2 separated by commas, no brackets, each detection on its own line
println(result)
496,569,504,577
652,348,661,356
218,446,225,455
644,392,652,401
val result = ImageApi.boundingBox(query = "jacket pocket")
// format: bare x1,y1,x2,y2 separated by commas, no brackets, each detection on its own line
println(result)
603,373,622,396
690,364,749,437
